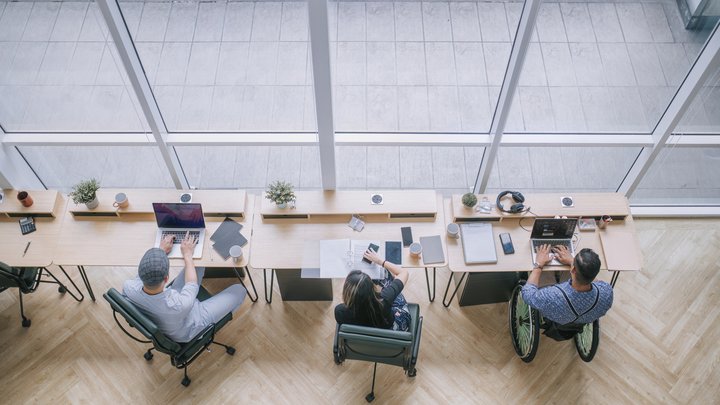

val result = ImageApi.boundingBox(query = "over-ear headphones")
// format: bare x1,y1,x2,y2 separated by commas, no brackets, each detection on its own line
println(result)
496,190,526,214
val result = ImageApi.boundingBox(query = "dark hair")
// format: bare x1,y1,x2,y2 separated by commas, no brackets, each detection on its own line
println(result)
573,248,601,284
342,270,385,327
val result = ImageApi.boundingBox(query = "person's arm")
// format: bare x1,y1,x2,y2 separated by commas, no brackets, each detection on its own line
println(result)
159,234,174,254
180,231,198,286
527,244,552,287
364,248,408,286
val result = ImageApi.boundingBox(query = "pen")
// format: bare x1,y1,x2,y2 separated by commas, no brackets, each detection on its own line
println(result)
22,241,31,257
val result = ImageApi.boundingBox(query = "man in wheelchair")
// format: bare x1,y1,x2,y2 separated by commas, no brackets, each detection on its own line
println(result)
521,245,613,341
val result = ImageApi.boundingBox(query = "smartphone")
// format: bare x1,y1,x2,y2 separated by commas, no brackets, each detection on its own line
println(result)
385,241,402,265
362,243,380,263
499,233,514,254
401,227,413,247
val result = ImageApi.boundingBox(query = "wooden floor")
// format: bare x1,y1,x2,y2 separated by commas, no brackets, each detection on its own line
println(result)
1,218,719,404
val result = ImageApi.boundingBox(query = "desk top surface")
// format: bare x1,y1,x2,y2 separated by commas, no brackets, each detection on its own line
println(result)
0,192,66,267
251,194,448,270
54,189,253,267
444,197,643,273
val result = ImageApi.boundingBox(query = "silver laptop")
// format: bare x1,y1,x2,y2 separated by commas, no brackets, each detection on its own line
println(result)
153,202,205,259
529,218,577,266
460,223,498,264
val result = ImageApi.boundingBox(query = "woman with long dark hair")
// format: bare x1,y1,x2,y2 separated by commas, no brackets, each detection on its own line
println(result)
334,249,411,331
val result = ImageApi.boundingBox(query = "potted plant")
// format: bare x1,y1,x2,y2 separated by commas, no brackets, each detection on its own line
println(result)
265,180,296,209
69,178,101,209
461,192,478,209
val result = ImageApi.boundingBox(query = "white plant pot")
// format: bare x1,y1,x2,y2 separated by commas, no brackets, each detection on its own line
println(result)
85,196,100,209
276,202,287,209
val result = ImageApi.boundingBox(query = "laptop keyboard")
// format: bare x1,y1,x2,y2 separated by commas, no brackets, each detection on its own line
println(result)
161,231,200,244
532,239,571,252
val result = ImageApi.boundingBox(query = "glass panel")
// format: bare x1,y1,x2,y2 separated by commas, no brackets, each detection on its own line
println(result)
508,0,714,133
17,146,174,190
0,0,148,132
676,62,720,133
335,145,483,193
120,0,315,132
486,146,642,193
632,146,720,205
329,0,523,133
175,145,319,189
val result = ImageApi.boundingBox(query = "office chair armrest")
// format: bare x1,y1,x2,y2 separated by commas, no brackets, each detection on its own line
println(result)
333,323,341,353
411,316,423,366
176,323,216,360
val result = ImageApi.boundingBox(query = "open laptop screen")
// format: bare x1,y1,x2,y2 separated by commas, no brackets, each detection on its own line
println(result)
530,218,577,239
153,203,205,228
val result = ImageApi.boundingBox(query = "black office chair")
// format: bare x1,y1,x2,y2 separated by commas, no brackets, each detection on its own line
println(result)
509,280,600,363
0,262,83,327
104,286,236,387
333,303,423,403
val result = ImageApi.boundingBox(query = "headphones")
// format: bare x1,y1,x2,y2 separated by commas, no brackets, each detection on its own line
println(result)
496,190,526,214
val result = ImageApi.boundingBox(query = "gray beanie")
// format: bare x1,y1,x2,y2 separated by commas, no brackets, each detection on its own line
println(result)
138,248,169,286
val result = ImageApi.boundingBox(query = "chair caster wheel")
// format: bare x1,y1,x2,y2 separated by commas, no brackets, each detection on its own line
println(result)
22,319,31,328
144,351,153,361
58,286,66,294
365,393,375,403
181,376,191,387
226,347,236,355
408,368,417,377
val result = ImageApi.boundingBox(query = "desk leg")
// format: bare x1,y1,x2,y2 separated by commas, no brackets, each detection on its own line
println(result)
442,272,466,308
46,267,84,302
263,269,275,304
611,271,620,288
77,266,96,302
424,267,436,302
232,266,258,303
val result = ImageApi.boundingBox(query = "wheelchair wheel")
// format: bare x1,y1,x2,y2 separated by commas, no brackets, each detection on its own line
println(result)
574,319,600,362
509,283,540,363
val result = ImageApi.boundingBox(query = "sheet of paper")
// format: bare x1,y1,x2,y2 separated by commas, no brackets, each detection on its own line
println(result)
351,240,385,279
319,239,351,278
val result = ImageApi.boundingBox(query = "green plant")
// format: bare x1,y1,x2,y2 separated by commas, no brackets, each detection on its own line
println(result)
69,178,100,204
461,193,478,208
265,180,296,205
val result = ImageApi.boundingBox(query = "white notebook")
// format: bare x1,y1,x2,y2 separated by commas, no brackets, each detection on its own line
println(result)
459,223,498,264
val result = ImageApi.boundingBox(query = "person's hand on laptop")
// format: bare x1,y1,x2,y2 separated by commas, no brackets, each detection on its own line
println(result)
535,244,552,268
552,245,574,266
160,234,175,255
180,231,197,259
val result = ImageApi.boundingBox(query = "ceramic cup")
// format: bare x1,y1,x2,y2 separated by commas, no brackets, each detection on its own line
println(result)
113,192,129,208
598,215,612,229
229,245,243,262
17,191,33,208
446,223,460,239
409,242,423,257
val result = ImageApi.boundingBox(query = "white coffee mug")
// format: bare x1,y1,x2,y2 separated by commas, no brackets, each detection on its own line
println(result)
447,223,460,239
229,245,243,261
113,192,129,208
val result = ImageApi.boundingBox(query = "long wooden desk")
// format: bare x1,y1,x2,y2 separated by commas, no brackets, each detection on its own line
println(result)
250,190,448,302
54,189,257,302
443,193,643,307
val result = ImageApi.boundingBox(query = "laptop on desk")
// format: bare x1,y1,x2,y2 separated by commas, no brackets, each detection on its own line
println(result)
153,202,205,259
529,218,577,266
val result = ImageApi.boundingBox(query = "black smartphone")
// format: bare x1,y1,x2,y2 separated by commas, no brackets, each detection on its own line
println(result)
401,227,413,247
500,233,514,254
362,243,380,263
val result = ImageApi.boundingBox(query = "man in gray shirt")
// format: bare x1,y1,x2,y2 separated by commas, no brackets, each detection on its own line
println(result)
522,245,613,327
123,233,246,342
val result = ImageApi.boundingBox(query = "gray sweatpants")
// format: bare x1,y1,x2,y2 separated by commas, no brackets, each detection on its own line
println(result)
169,267,247,324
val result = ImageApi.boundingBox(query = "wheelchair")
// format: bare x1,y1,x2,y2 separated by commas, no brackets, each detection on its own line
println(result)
509,280,599,363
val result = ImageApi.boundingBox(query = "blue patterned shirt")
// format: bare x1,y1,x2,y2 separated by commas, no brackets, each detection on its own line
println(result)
521,279,613,325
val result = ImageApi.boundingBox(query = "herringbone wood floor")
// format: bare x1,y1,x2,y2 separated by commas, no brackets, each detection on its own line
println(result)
1,219,718,404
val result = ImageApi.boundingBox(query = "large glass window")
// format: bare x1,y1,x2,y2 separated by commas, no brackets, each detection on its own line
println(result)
17,146,174,190
120,0,315,132
508,0,714,133
0,0,148,132
486,146,642,193
328,1,522,133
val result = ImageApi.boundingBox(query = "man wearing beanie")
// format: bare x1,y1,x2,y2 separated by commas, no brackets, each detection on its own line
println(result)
123,233,246,342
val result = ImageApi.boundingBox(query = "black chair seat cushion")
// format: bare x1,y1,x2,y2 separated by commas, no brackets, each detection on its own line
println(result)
0,264,39,292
